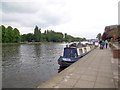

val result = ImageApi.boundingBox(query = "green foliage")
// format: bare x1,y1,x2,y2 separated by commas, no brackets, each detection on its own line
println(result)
34,26,41,42
0,26,2,43
21,33,34,42
63,33,85,42
21,34,26,42
1,25,85,43
1,25,21,43
13,28,21,42
96,33,101,41
1,25,6,43
6,26,13,42
44,30,63,42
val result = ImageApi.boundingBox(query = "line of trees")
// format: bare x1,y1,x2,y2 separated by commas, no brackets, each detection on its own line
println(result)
0,25,21,43
1,25,86,43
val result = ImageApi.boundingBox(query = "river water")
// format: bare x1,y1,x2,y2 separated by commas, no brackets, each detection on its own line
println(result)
2,43,65,88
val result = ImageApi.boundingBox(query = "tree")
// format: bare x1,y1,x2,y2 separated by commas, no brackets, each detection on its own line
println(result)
5,26,13,43
41,34,46,42
26,33,34,42
1,25,85,43
44,30,47,35
46,30,51,42
21,34,27,42
13,28,21,42
1,25,21,43
65,33,67,38
21,33,34,42
82,38,86,41
1,25,6,43
34,26,41,42
38,28,41,42
52,32,63,42
96,33,101,41
63,33,69,42
0,25,2,43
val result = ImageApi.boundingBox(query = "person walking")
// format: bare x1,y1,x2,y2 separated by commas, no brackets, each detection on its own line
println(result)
105,40,108,49
99,40,103,49
102,40,105,49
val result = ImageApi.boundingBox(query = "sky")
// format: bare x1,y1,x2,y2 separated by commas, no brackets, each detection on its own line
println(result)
0,0,119,39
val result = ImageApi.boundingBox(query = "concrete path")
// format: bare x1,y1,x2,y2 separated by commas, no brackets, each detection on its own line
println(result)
38,47,119,89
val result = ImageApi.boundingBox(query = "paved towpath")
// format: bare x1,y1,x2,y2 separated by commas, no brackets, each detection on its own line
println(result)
38,47,119,89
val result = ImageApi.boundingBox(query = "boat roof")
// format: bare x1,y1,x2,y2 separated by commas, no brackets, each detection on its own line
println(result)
66,42,83,48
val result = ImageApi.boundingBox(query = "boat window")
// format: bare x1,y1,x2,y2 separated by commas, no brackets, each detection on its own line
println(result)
84,48,87,53
63,48,78,58
79,49,83,54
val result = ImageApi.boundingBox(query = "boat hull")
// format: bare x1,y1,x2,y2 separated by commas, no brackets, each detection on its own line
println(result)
58,56,82,67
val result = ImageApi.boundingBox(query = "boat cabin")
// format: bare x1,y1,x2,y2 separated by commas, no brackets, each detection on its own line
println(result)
63,47,78,58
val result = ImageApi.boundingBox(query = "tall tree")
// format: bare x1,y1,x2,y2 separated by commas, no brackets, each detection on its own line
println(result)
46,30,51,42
34,26,41,42
1,25,6,43
13,28,21,42
0,27,1,43
38,28,41,42
96,33,101,41
5,26,13,43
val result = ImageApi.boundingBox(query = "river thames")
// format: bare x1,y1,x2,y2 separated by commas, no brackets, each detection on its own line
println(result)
2,43,65,88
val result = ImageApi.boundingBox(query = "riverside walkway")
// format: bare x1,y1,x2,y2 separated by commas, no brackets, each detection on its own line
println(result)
38,47,119,89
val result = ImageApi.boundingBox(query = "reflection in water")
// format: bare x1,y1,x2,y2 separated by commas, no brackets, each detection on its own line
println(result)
2,43,65,88
2,44,21,68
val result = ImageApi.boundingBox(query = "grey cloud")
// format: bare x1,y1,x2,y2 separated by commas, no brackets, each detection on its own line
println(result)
2,1,71,29
2,2,39,13
2,12,63,28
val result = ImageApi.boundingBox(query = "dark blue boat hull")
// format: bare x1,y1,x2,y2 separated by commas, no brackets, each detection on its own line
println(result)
58,55,82,67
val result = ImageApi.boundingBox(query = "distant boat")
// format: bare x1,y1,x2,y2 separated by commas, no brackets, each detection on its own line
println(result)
58,42,94,67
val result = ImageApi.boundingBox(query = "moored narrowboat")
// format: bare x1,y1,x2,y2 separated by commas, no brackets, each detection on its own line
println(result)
58,42,94,67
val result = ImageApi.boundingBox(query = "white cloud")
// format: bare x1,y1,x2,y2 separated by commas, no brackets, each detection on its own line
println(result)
46,0,118,39
1,0,119,39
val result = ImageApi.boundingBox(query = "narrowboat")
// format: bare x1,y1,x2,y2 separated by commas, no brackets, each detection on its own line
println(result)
58,42,93,67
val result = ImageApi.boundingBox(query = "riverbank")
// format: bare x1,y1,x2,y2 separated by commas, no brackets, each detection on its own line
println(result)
2,42,41,45
2,42,65,46
38,47,118,88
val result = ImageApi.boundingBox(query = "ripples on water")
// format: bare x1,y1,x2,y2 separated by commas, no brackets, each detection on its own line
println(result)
2,43,65,88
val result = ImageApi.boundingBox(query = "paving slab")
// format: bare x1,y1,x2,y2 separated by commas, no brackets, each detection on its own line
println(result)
38,48,118,89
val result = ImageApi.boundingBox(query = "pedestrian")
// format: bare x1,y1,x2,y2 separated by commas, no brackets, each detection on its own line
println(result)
105,40,108,49
102,40,105,49
99,40,102,49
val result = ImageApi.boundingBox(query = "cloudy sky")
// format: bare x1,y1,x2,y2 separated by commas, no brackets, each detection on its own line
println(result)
1,0,119,39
